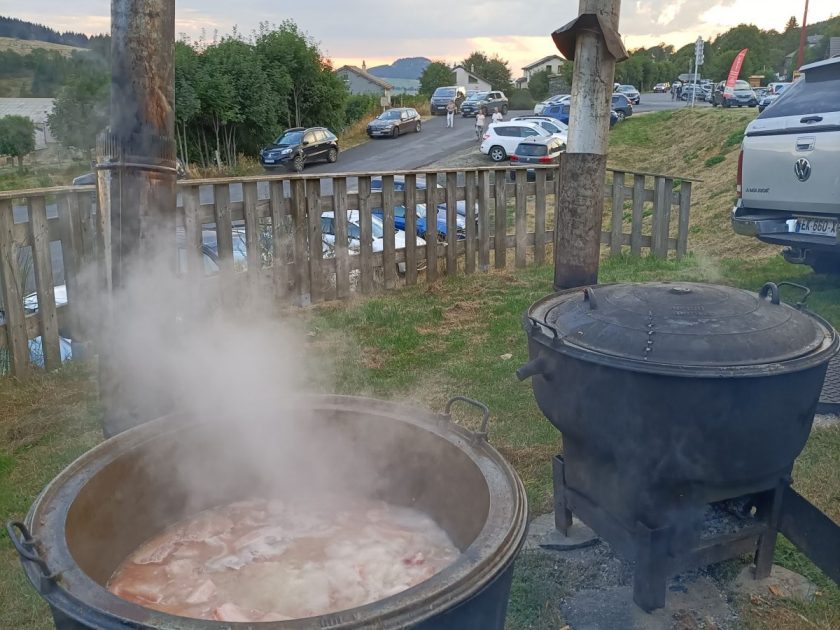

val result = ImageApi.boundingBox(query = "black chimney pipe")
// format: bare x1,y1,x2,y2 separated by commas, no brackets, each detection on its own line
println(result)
100,0,177,437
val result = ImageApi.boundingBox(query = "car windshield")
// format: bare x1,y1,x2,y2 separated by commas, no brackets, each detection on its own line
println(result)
378,110,402,120
620,85,635,92
274,130,303,145
433,88,456,97
734,81,751,90
467,92,489,101
516,143,548,156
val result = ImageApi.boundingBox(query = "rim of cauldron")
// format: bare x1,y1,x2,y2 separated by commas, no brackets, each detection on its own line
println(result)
21,395,528,629
524,283,839,378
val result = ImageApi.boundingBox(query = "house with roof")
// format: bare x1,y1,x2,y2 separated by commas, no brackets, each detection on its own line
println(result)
520,55,565,87
452,65,491,92
0,98,56,150
335,64,394,97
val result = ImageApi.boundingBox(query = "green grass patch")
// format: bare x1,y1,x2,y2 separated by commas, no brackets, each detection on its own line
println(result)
704,155,726,167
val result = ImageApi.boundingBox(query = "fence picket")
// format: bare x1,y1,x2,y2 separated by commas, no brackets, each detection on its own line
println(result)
494,169,507,269
28,196,61,371
425,172,438,282
306,180,324,303
446,172,458,276
213,184,235,295
610,172,625,256
381,175,397,290
651,176,668,257
677,180,691,259
242,182,262,294
478,170,491,271
404,174,418,285
357,176,374,294
514,169,527,268
333,177,350,299
291,179,310,306
464,171,477,274
0,199,29,375
534,170,547,265
269,181,290,300
630,175,645,256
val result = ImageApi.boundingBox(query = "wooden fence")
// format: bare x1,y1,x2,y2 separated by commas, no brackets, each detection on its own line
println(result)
0,160,693,376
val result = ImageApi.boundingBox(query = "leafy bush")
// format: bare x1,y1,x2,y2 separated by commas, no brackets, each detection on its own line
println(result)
508,89,536,110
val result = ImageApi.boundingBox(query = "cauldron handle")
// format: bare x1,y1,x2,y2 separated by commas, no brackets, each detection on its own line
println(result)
444,396,490,441
6,521,57,590
759,282,781,304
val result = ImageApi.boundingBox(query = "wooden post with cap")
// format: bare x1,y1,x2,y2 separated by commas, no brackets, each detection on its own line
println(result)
552,0,626,290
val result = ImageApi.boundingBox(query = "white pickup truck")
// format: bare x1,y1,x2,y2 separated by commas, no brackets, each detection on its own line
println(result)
731,56,840,273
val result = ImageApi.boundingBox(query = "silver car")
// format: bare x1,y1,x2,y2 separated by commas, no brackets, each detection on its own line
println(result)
731,57,840,273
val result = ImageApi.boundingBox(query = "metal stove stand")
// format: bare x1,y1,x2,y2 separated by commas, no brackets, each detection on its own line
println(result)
553,455,792,612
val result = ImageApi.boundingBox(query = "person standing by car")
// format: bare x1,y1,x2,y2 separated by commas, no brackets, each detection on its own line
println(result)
671,84,676,100
446,100,456,128
475,108,487,140
492,107,503,124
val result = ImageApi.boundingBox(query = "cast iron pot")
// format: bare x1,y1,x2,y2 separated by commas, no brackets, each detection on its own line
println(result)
517,281,838,528
9,395,527,630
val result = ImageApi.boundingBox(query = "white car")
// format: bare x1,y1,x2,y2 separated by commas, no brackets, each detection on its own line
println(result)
320,210,425,255
533,94,569,115
480,121,557,162
510,116,568,145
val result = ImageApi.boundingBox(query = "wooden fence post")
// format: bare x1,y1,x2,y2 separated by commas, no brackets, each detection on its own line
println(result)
306,179,324,303
28,196,62,371
610,171,625,256
381,175,397,290
477,170,491,272
630,174,645,256
357,176,374,294
534,169,547,265
0,199,29,375
514,168,527,268
425,172,438,282
291,178,310,306
445,172,458,276
333,177,351,300
464,170,477,274
677,181,691,259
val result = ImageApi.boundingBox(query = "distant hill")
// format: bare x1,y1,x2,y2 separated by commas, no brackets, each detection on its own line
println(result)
0,36,85,57
368,57,431,80
0,16,90,48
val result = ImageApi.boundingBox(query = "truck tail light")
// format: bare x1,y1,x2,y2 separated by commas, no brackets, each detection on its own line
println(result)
736,149,743,197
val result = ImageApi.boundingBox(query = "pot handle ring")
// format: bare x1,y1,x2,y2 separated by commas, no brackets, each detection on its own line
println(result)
6,521,58,588
445,396,490,441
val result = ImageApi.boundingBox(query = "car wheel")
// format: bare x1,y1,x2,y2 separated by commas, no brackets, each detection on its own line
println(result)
615,111,625,122
292,155,304,173
489,146,507,162
392,127,400,139
415,121,421,133
326,147,338,163
809,253,840,274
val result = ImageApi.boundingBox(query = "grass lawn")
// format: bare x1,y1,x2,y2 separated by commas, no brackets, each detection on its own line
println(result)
1,109,839,628
2,254,838,629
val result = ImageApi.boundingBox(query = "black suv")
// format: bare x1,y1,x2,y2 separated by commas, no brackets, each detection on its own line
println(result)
260,127,338,172
460,91,509,117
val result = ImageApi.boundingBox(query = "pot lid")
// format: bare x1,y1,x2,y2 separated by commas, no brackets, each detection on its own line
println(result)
527,282,837,374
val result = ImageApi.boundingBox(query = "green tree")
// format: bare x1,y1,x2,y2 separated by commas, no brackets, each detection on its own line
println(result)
419,62,455,96
174,41,200,167
47,66,109,151
785,16,798,32
461,51,513,92
527,69,551,100
0,115,35,169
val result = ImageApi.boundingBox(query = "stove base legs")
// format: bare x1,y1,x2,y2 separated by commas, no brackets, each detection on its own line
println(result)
753,479,787,579
552,454,573,535
633,521,670,612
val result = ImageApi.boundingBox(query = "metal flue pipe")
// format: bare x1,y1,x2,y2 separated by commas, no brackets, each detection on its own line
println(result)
100,0,177,437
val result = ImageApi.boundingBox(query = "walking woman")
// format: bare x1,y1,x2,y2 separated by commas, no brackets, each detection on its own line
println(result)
475,107,487,140
446,99,456,128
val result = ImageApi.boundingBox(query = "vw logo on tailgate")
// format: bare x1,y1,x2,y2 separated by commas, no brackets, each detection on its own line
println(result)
794,158,811,182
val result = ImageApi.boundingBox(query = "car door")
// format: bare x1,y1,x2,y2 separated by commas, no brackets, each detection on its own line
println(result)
302,131,318,161
400,110,411,132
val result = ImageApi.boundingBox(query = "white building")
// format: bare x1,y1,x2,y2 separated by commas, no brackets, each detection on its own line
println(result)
0,98,56,150
520,55,565,87
452,65,491,92
335,65,393,97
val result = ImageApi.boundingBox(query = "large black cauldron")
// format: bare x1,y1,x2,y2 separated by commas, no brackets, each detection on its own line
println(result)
10,396,527,630
517,282,838,530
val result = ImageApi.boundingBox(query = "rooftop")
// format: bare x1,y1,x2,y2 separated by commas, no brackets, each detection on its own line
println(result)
335,65,394,90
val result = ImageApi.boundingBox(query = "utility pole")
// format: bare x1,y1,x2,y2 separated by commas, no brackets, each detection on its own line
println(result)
551,0,626,289
797,0,810,71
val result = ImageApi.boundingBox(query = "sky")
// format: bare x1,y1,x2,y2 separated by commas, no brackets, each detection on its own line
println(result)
8,1,839,74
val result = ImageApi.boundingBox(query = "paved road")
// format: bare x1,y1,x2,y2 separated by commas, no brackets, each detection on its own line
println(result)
307,109,534,176
634,91,710,114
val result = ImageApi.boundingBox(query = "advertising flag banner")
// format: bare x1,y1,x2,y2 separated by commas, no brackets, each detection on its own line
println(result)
724,49,749,97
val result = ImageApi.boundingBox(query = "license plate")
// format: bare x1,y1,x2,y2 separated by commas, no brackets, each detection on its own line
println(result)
264,159,275,164
795,217,837,237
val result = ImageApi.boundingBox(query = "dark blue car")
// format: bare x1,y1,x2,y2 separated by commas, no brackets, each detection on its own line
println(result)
541,103,620,128
370,177,466,239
